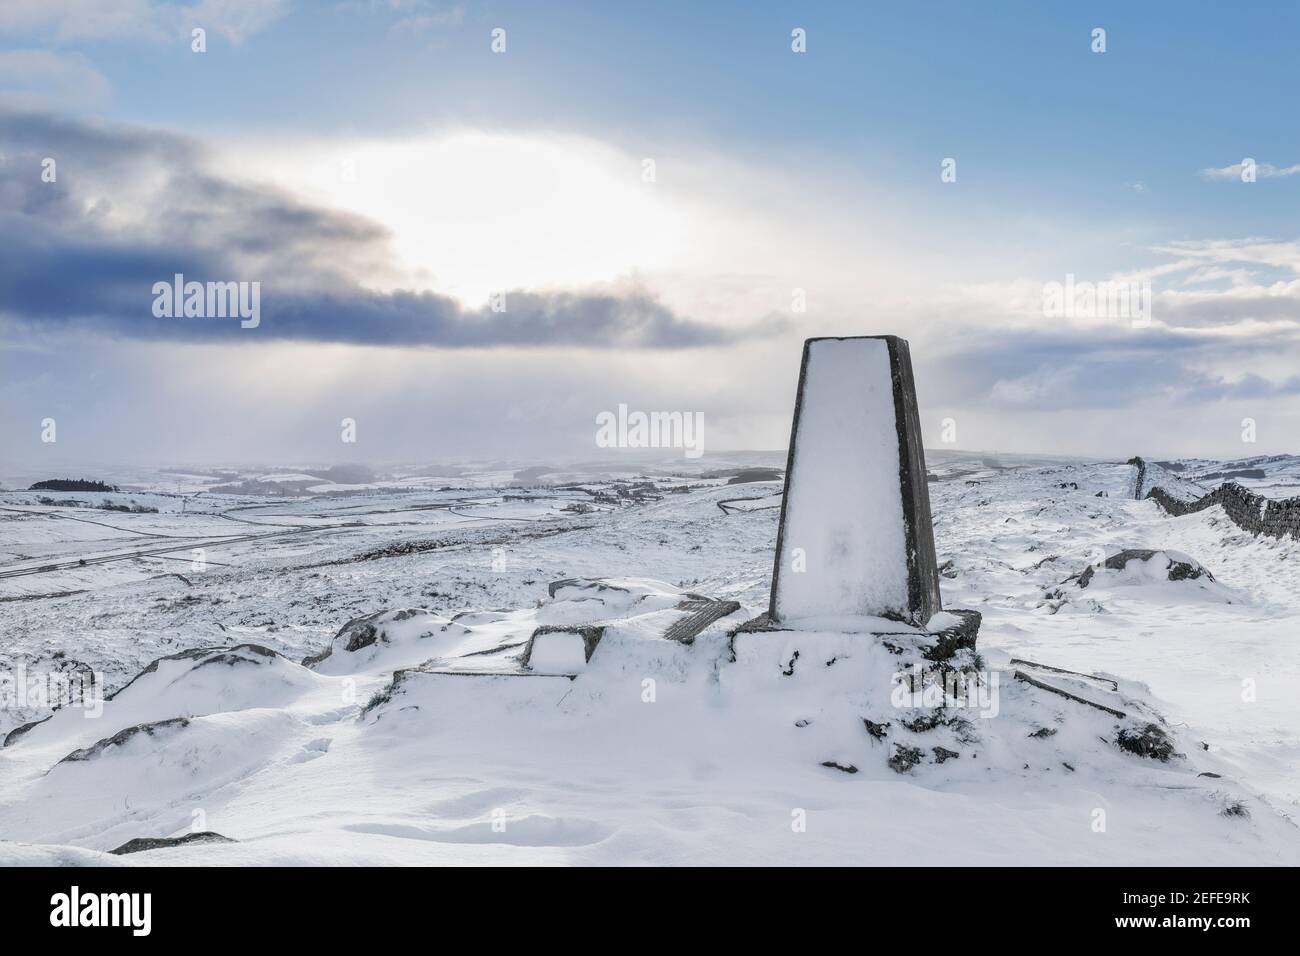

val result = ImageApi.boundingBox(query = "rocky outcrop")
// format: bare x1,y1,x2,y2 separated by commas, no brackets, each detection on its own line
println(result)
4,715,52,748
111,644,280,700
303,608,425,666
109,831,236,855
57,717,191,764
1116,723,1178,761
1078,550,1213,589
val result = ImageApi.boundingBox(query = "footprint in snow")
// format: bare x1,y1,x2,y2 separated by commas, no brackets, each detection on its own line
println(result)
288,737,332,764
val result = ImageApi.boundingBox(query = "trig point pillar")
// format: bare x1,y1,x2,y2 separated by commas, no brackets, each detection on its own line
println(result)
769,335,942,627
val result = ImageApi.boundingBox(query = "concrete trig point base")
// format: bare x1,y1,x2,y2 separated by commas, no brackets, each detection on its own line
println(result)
736,334,980,656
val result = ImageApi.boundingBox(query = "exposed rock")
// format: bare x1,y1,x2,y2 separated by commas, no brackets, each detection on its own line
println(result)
113,644,280,699
547,577,630,599
888,744,924,774
303,608,423,666
8,646,284,749
1116,722,1178,761
58,717,191,765
1077,549,1213,589
932,746,959,763
187,645,280,673
901,713,943,733
109,831,237,855
863,718,889,741
3,715,52,748
820,760,858,774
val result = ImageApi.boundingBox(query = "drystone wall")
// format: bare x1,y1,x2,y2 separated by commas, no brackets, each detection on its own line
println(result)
1131,457,1300,540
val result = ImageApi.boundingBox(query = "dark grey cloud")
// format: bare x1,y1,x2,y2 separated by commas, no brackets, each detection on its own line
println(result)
0,110,785,349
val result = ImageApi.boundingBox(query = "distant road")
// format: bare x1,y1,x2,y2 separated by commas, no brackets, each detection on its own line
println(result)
0,505,201,539
0,494,570,581
0,526,328,580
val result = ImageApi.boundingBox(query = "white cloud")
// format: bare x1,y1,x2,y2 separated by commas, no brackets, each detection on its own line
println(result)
1199,160,1300,180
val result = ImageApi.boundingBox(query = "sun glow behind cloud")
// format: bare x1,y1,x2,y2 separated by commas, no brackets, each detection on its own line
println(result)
235,131,696,306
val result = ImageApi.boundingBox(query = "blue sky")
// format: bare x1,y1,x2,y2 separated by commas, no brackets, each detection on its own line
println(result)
73,1,1300,227
3,1,1299,465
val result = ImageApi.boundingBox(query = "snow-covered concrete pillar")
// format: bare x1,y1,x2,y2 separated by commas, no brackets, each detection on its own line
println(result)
769,335,942,627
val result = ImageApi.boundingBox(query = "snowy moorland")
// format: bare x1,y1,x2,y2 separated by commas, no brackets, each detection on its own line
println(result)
1,453,1298,865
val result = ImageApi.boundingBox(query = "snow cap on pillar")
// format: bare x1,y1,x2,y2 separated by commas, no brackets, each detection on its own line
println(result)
769,335,942,627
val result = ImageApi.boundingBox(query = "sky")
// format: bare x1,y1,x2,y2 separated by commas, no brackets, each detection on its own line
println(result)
2,0,1299,470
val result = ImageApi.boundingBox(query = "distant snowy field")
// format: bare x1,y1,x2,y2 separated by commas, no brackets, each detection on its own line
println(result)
2,453,1298,865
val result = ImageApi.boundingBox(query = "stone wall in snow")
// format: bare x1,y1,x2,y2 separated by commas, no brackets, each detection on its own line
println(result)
1131,457,1300,540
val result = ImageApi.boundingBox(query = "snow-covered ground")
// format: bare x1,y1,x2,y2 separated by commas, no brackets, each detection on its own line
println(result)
1,454,1298,865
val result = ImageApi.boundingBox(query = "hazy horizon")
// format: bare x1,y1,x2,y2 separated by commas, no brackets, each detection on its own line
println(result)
8,446,1292,494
